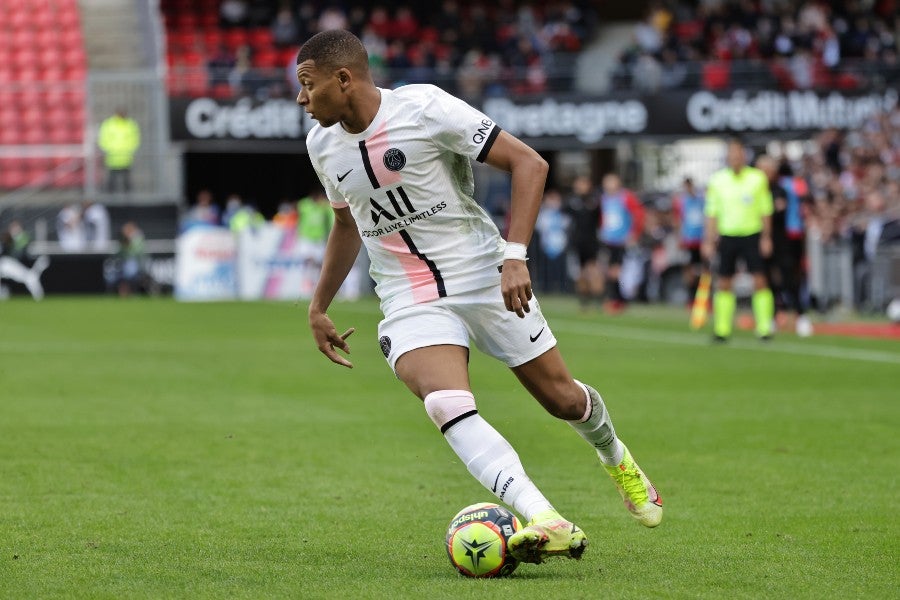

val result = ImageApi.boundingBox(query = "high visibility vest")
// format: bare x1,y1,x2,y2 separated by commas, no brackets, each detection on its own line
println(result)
98,116,141,169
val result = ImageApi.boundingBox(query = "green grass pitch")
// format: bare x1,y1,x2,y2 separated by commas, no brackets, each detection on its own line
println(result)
1,297,897,598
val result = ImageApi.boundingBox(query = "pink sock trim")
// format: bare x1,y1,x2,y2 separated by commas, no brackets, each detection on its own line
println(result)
573,380,593,423
423,390,476,431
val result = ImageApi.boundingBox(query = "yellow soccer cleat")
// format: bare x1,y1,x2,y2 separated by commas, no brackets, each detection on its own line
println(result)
507,510,588,564
605,444,663,527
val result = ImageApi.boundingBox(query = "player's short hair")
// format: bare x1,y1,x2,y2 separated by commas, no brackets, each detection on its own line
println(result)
296,30,368,73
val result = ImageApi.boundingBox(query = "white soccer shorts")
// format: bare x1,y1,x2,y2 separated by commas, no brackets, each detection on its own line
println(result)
377,285,558,372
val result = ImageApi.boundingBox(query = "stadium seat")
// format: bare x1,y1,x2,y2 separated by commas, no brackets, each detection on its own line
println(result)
248,28,274,49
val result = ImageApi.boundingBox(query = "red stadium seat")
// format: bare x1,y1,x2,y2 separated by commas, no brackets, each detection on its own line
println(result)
13,48,39,69
253,50,280,68
224,29,249,50
0,128,21,146
248,28,273,49
23,125,48,145
210,82,233,99
202,30,223,50
11,30,33,49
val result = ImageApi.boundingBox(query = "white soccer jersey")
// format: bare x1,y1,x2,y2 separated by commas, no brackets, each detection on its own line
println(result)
305,85,505,314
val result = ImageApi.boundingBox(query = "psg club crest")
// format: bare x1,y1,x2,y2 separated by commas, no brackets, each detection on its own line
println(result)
383,148,406,172
379,336,392,358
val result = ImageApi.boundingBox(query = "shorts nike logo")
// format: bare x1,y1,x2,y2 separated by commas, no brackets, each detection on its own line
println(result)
337,169,353,182
529,327,545,343
491,471,502,493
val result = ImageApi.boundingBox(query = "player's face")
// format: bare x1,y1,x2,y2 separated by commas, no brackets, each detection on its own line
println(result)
296,60,345,128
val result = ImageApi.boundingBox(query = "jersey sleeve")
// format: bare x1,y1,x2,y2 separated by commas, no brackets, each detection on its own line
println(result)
421,86,502,163
309,151,348,209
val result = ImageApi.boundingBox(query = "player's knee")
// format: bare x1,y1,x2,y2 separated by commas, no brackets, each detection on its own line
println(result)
539,380,585,421
423,390,477,434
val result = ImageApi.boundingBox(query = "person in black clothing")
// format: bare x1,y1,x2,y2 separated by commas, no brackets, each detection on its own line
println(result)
757,155,813,336
565,175,603,309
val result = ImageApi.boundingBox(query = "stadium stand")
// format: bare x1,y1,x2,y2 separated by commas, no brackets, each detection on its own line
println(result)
160,0,594,99
612,0,900,92
0,0,88,189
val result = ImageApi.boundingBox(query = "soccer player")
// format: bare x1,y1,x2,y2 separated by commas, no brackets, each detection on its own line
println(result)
701,139,775,341
296,30,662,565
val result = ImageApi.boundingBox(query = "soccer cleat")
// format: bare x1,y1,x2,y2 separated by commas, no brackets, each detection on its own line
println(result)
604,444,663,527
507,511,588,564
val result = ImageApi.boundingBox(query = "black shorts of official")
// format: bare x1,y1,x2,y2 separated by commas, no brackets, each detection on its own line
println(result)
717,234,764,277
603,244,626,267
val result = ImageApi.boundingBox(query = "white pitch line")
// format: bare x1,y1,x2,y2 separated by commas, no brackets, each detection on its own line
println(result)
336,302,900,365
550,320,900,365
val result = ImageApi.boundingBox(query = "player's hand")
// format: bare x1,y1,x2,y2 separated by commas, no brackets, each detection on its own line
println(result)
309,311,355,368
501,259,532,319
701,240,714,262
760,235,773,258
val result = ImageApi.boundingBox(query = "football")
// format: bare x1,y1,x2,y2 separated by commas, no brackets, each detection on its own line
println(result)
445,502,522,578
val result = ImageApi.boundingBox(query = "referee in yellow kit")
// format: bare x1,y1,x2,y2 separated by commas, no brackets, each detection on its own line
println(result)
701,138,775,341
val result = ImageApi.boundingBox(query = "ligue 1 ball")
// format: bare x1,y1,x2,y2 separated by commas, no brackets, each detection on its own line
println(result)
445,502,521,578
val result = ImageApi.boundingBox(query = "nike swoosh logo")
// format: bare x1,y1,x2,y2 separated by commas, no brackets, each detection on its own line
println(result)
529,327,545,343
491,471,502,493
336,169,353,182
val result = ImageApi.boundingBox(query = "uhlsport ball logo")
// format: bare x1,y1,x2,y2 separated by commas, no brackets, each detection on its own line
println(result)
445,502,521,578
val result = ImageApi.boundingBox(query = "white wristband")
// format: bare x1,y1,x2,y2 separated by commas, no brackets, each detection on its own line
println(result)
503,242,528,262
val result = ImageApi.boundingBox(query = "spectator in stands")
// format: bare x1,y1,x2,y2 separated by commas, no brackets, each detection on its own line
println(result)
208,45,237,87
107,222,147,297
1,220,31,261
182,189,221,231
273,200,298,229
219,0,248,28
227,197,264,233
56,203,86,252
534,189,571,294
271,5,299,47
98,108,141,196
82,200,111,251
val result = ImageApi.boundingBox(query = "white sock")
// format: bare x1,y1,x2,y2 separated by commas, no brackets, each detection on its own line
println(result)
425,390,554,522
567,380,624,466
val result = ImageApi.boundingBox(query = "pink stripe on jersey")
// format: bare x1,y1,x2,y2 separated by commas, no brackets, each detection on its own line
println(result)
365,121,402,188
378,231,439,303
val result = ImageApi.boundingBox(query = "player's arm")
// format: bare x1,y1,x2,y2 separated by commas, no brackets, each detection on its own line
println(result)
308,206,361,368
483,130,549,318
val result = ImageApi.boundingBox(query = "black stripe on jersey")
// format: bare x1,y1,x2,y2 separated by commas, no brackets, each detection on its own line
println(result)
358,140,380,189
475,125,502,163
440,409,478,434
398,229,447,298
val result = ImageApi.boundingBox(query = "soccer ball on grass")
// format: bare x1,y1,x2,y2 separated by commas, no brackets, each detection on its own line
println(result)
445,502,521,578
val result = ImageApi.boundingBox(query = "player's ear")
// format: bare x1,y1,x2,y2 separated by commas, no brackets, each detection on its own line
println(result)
336,68,352,89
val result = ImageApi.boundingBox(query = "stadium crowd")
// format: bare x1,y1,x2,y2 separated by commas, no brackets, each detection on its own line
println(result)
613,0,900,92
165,0,594,99
520,103,900,315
